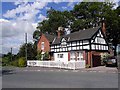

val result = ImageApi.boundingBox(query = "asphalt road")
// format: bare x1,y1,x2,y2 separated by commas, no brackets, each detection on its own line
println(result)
2,67,118,88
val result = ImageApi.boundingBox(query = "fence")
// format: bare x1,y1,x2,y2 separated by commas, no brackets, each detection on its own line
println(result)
27,60,85,69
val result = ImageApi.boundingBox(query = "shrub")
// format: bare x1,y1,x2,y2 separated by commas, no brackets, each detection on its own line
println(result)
2,57,10,66
36,51,42,60
101,53,111,65
18,57,26,67
43,52,49,60
86,64,90,68
11,60,18,67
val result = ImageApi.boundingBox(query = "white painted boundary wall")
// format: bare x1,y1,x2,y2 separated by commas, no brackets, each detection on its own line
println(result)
27,60,85,69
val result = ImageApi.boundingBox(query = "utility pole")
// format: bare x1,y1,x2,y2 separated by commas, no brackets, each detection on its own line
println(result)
11,47,12,61
25,33,27,61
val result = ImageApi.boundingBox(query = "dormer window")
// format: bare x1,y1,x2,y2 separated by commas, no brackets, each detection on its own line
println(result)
61,38,67,48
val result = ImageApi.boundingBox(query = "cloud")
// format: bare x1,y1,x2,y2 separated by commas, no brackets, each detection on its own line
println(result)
14,0,29,6
67,2,77,8
2,1,48,54
1,19,37,54
62,6,68,10
3,1,48,21
38,14,48,22
45,7,51,10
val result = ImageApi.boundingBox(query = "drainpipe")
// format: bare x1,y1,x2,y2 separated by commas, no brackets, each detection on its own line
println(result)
91,52,93,68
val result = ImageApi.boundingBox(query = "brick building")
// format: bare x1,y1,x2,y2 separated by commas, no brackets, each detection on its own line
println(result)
37,33,54,59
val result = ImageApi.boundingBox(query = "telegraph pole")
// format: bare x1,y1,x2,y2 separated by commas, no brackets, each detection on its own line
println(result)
25,33,27,61
11,47,12,61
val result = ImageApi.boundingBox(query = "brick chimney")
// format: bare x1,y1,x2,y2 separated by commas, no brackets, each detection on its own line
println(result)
102,22,106,33
101,17,106,36
57,27,63,38
57,31,61,38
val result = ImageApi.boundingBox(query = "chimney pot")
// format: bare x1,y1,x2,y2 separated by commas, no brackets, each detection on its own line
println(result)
57,27,63,38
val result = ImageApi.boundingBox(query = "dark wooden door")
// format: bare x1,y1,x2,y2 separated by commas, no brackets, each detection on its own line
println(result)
92,55,101,67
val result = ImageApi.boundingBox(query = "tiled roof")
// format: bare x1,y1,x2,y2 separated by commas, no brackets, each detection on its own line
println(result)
52,26,101,44
44,34,55,42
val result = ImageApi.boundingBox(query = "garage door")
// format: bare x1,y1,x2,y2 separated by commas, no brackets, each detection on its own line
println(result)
92,55,101,67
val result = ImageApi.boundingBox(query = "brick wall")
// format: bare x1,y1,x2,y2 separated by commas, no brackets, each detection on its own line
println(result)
37,34,50,52
87,51,108,67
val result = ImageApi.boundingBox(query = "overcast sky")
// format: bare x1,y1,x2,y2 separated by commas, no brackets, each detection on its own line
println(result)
1,0,119,54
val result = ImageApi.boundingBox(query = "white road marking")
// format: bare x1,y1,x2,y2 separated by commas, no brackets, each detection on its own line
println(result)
81,71,87,72
50,70,53,71
72,70,78,72
98,71,105,73
64,70,68,72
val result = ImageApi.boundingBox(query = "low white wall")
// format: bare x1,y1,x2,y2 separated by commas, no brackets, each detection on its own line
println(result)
27,60,85,69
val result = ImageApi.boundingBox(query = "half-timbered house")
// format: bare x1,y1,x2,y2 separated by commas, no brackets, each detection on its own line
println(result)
50,26,109,67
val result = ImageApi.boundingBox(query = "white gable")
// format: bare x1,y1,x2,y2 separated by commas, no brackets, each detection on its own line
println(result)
92,30,107,44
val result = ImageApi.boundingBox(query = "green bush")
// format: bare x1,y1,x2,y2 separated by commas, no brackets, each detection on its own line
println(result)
85,64,90,68
36,51,42,60
2,57,10,66
18,57,26,67
11,60,18,67
43,52,49,60
101,53,111,65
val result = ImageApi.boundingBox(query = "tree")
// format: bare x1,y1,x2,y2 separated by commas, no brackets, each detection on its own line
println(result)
72,2,115,30
18,42,37,60
33,30,41,44
35,8,74,37
105,6,120,55
2,52,12,66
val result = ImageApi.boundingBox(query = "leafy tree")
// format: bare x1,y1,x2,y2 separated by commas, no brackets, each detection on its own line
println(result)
105,6,120,55
72,2,115,30
35,8,74,36
2,52,12,66
2,57,10,66
18,42,37,60
33,30,41,43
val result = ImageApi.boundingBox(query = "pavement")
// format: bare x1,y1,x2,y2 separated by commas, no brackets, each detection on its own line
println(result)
82,66,118,73
3,66,118,74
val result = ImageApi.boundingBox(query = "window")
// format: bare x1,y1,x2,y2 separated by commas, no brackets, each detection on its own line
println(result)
97,37,105,44
60,54,63,58
57,54,60,58
57,54,64,58
61,38,67,48
41,42,44,50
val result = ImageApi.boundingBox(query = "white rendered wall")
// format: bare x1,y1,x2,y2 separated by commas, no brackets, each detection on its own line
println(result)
83,45,89,49
54,52,68,62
